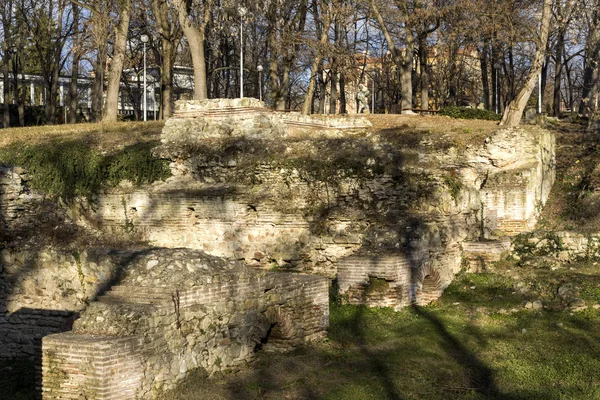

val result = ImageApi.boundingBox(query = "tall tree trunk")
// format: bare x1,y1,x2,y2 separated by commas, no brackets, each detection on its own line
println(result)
14,51,24,126
303,56,323,115
173,0,210,100
45,62,60,125
479,40,490,110
500,0,552,126
152,0,177,119
580,8,600,115
279,62,291,110
2,0,11,128
318,62,326,114
419,34,429,110
102,0,131,123
329,68,338,114
69,5,80,123
541,54,549,111
553,29,565,116
447,45,458,106
340,72,347,114
160,41,174,118
3,52,9,128
400,28,415,113
564,48,574,111
91,48,105,122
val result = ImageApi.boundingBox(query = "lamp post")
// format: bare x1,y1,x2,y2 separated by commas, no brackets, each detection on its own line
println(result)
239,7,247,98
257,65,263,101
141,34,149,121
494,62,501,114
371,72,375,113
538,72,542,114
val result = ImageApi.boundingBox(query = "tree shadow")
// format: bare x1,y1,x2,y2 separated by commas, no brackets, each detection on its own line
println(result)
411,305,498,397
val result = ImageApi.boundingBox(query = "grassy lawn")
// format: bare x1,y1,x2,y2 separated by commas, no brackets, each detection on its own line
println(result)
157,267,600,400
0,121,163,150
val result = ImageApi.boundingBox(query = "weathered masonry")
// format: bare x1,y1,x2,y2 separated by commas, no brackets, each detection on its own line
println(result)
40,248,327,398
79,99,554,309
0,98,555,399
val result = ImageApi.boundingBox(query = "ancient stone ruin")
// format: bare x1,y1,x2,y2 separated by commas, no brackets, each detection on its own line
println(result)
41,248,327,398
0,98,556,399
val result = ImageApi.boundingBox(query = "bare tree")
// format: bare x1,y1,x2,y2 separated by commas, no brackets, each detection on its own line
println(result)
172,0,212,100
500,0,552,126
151,0,180,118
0,0,13,127
371,0,423,113
302,0,334,114
579,0,600,115
22,0,75,124
102,0,132,122
266,0,309,110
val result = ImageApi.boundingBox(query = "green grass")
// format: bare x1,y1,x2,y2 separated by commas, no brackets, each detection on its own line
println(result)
156,268,600,400
0,139,170,200
439,106,502,121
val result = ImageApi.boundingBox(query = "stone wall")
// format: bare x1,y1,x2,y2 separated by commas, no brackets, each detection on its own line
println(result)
0,248,119,360
75,105,553,310
41,248,328,399
0,100,556,317
475,126,556,236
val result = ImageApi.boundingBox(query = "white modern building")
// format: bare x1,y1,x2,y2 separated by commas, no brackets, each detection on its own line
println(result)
0,66,194,121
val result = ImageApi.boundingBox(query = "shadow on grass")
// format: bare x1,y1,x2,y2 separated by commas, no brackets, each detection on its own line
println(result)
411,305,498,397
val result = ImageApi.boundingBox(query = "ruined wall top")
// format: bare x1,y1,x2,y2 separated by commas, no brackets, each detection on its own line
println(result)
158,99,373,159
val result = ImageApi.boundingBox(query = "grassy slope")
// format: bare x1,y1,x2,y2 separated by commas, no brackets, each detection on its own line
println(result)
538,120,600,232
0,121,164,150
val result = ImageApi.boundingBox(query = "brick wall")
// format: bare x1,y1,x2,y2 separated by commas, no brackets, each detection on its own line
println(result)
336,249,457,309
40,248,329,399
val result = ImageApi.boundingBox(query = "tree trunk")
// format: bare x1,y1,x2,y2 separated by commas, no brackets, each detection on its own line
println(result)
553,29,565,116
580,9,600,115
329,68,338,114
91,55,105,122
318,62,326,114
279,62,291,110
303,57,321,115
500,0,552,126
2,0,11,128
3,52,9,128
480,40,490,110
14,52,24,126
161,40,174,118
102,0,131,123
45,62,60,125
564,48,574,111
400,29,415,113
447,45,458,106
340,72,347,114
173,0,209,100
69,4,80,124
419,35,429,110
17,85,24,126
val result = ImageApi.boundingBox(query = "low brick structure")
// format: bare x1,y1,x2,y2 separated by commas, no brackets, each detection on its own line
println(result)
462,239,512,272
337,245,462,310
41,248,328,399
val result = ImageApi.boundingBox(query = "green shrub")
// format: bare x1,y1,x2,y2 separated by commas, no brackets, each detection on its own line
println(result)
439,106,501,121
0,139,170,200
